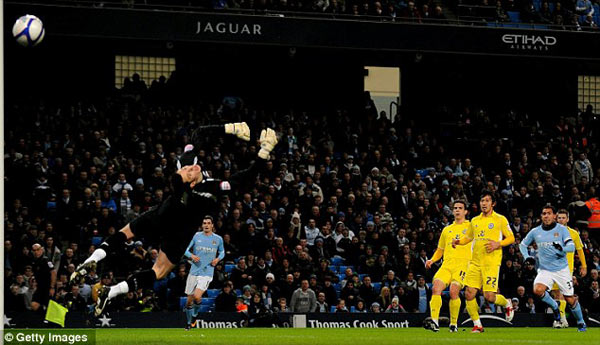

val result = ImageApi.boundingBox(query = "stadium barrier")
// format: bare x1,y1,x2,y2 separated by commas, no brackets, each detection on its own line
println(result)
5,312,600,328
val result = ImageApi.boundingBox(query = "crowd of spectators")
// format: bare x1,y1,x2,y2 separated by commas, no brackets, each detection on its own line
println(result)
4,73,600,320
459,0,599,30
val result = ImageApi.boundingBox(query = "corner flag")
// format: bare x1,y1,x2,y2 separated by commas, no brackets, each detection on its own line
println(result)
45,300,68,327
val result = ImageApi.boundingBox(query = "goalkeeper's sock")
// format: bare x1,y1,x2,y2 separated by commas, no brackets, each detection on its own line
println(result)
185,305,194,324
449,298,462,326
569,301,586,326
429,295,442,325
494,294,510,308
84,248,106,265
559,299,567,319
541,291,559,311
466,299,481,325
108,281,129,299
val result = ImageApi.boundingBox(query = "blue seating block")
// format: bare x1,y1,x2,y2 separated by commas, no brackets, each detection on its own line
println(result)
372,282,381,292
207,289,220,298
331,257,344,265
225,264,235,273
507,11,521,23
201,298,215,306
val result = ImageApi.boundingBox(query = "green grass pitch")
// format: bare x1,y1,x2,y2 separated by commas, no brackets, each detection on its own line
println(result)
92,328,600,345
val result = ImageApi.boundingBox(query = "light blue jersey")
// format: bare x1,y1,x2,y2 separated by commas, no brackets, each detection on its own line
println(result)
519,223,575,272
184,232,224,277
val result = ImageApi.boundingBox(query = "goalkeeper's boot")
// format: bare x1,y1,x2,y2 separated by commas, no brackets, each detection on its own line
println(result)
95,286,111,317
423,319,439,332
471,325,484,333
70,261,96,285
449,325,458,333
560,317,569,328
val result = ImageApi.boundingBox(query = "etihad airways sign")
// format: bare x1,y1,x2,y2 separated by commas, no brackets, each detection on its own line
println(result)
501,34,557,51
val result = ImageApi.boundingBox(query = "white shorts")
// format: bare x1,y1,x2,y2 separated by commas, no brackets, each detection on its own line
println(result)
534,267,574,296
185,274,212,295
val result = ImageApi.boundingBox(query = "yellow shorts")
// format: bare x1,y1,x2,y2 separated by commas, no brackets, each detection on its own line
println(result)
433,259,469,287
464,264,500,292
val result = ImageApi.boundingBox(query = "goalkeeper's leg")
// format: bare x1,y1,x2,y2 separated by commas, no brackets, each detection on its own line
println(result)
70,224,134,285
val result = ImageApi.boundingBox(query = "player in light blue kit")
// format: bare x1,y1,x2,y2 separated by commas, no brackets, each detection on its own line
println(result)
519,205,587,332
183,215,224,330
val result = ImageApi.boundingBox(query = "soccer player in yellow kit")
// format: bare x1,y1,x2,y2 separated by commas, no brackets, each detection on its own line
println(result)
453,191,515,333
424,200,471,333
551,209,587,328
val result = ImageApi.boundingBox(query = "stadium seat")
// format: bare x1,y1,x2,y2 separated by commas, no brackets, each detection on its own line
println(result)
225,264,235,273
330,306,336,312
333,283,342,291
330,257,344,265
533,25,548,30
337,274,346,282
502,23,518,28
350,306,356,312
207,289,220,298
507,11,521,23
358,274,367,281
372,282,381,292
91,236,103,247
486,22,498,27
199,305,212,313
201,298,214,306
338,265,348,273
234,289,241,296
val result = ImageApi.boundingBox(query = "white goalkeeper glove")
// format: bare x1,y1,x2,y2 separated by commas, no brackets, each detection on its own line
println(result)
258,128,278,160
224,122,250,141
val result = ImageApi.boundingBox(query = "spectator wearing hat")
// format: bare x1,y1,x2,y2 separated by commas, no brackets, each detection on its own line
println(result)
385,296,406,313
309,237,330,261
370,302,382,313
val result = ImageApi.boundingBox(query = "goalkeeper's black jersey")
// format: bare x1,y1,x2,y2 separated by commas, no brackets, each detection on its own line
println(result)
157,159,263,230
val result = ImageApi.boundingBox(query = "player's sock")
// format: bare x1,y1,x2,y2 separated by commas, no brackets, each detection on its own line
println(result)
569,301,586,326
84,248,106,265
449,298,461,326
125,269,157,293
494,294,510,308
541,291,559,311
192,301,202,317
429,295,442,325
185,305,194,324
466,299,481,326
108,281,129,299
559,299,567,319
